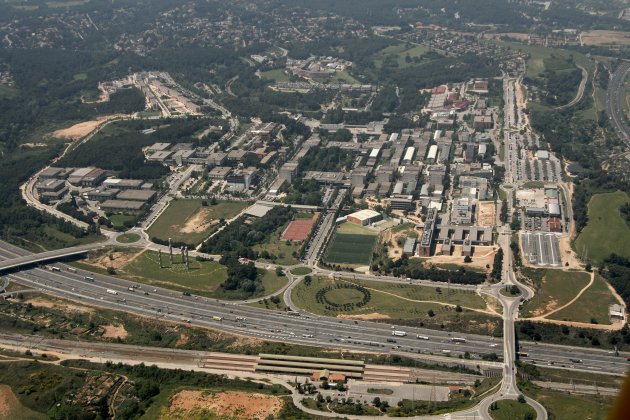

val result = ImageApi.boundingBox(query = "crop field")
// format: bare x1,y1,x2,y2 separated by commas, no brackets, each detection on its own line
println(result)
520,269,591,318
574,191,630,263
291,276,501,335
325,228,378,266
147,199,248,245
549,275,619,325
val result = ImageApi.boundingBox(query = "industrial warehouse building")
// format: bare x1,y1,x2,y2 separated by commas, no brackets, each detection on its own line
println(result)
346,209,382,226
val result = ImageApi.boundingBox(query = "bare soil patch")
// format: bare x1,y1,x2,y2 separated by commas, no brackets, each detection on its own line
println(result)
51,114,124,140
476,201,496,227
581,30,630,46
83,247,144,271
0,384,44,419
102,324,128,339
26,297,94,314
168,390,283,419
424,246,496,271
338,312,391,320
179,207,217,234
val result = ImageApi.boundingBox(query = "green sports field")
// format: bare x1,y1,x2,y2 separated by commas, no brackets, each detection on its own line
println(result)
325,225,378,266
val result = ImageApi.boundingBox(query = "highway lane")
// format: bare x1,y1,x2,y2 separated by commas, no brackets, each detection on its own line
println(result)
606,61,630,144
0,243,628,376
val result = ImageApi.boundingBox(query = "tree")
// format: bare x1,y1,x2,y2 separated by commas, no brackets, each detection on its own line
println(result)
106,267,116,275
372,397,381,407
455,305,463,312
321,380,330,390
464,256,472,263
275,266,284,276
518,394,526,403
428,309,435,317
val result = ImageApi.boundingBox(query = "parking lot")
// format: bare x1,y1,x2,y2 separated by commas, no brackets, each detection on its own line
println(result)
521,232,562,266
345,380,451,404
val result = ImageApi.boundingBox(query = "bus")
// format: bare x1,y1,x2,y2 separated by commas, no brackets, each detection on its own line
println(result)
212,316,223,321
451,337,467,344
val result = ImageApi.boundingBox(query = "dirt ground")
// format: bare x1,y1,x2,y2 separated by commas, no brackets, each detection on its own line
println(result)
51,114,124,140
83,248,144,271
381,225,420,260
168,390,283,419
0,384,44,419
476,201,496,227
338,313,391,320
581,30,630,46
424,245,497,271
558,236,582,270
179,207,218,234
25,297,94,314
102,324,128,339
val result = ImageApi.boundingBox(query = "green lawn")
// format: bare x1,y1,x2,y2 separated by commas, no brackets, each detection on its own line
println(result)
260,68,291,82
119,250,286,300
291,276,499,335
329,70,360,84
574,191,630,263
121,250,228,293
116,233,140,243
147,199,248,245
549,275,618,325
108,213,138,230
325,223,378,266
325,232,377,265
490,399,537,420
521,270,591,318
290,267,312,276
520,381,612,420
374,43,430,68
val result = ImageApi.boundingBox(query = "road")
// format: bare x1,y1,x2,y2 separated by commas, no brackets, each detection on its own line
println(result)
0,241,628,381
556,65,588,110
605,61,630,144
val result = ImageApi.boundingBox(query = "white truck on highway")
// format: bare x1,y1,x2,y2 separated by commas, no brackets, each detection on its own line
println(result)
416,335,429,340
106,289,118,295
392,330,407,337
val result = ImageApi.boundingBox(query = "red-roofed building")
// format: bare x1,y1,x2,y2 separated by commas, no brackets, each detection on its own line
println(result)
432,85,447,94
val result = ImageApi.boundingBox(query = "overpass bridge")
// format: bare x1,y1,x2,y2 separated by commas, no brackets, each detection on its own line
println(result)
0,242,107,274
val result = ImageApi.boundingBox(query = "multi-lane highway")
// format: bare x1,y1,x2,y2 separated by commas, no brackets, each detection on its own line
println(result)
0,240,628,379
606,61,630,144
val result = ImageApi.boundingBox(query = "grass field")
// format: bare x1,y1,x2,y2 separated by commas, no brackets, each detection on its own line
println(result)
119,250,286,300
109,213,138,230
291,276,500,335
260,68,291,82
548,274,618,325
520,269,591,318
535,366,623,389
0,384,46,420
329,70,360,84
147,199,248,245
489,399,536,420
374,43,430,68
116,233,140,243
574,191,630,263
325,223,378,266
520,381,612,420
290,267,312,276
